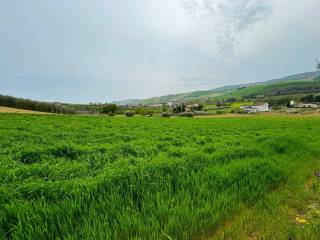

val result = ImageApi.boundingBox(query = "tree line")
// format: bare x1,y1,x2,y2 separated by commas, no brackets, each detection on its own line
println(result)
0,95,75,114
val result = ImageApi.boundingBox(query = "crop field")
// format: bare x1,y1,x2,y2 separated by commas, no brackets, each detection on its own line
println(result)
1,114,320,239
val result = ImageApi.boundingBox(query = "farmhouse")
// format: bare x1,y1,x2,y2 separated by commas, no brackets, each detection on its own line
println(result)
240,103,270,113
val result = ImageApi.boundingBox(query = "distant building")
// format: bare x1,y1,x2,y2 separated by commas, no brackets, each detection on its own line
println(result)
148,104,162,108
240,103,270,113
297,103,318,108
166,102,174,107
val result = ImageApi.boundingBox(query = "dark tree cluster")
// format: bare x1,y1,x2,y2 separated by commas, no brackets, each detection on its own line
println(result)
0,95,75,114
226,97,238,103
101,104,118,114
268,97,291,108
190,104,204,111
300,94,320,103
172,104,186,114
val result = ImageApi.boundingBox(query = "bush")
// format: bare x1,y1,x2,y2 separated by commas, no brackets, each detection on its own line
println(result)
108,112,115,117
135,108,145,116
145,111,153,117
177,112,194,117
161,112,172,118
126,112,134,117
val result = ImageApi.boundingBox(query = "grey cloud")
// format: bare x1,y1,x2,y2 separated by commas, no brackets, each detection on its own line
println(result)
183,0,272,54
1,0,319,103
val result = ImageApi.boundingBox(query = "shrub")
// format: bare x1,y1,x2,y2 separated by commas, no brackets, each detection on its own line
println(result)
145,111,153,117
126,112,134,117
161,112,172,118
216,110,226,115
108,112,115,117
233,109,245,114
135,108,145,116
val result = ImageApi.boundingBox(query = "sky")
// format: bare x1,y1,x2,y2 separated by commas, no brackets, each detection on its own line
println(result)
1,0,320,103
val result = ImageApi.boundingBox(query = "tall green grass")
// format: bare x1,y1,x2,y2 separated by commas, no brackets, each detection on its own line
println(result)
0,114,319,239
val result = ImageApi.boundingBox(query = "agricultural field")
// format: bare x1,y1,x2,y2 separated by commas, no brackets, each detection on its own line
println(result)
1,114,320,239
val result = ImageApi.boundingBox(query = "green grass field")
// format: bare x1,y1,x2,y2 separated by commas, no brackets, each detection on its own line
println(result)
1,114,320,239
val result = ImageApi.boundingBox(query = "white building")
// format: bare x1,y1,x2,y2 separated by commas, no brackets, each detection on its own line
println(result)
240,103,270,113
297,103,318,108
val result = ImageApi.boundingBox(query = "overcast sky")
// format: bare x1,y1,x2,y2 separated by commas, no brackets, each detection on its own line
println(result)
1,0,319,103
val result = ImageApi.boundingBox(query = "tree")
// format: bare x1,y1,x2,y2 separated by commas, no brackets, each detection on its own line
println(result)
268,97,290,109
162,104,169,112
101,104,118,114
226,97,237,103
172,104,186,114
196,104,203,111
0,95,75,114
300,95,314,103
216,101,225,107
314,95,320,102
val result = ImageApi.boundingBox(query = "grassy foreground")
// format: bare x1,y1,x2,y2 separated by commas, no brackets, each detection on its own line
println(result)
0,114,319,239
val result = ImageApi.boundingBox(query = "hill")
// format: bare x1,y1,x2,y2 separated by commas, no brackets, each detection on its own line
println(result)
113,71,320,105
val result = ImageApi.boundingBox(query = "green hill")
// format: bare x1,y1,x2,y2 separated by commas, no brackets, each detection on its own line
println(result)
113,71,320,105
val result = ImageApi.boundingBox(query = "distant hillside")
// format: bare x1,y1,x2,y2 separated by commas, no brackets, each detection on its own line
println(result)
113,71,320,105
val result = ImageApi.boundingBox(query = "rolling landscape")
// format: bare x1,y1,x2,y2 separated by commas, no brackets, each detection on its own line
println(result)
1,1,320,239
113,71,320,105
1,71,320,240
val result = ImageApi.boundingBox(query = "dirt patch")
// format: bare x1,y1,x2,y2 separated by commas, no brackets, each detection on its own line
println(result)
0,106,49,114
